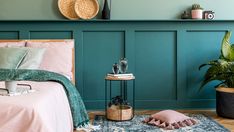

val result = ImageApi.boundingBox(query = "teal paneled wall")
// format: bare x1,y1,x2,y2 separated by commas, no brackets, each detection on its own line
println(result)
0,0,233,20
183,31,223,100
0,31,19,39
83,31,124,100
30,31,72,39
135,31,176,100
0,20,233,110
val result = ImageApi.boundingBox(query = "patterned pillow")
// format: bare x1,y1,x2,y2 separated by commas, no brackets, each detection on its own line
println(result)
143,110,197,130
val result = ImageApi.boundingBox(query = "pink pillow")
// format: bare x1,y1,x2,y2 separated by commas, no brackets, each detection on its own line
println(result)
143,110,197,130
0,41,25,47
26,40,74,79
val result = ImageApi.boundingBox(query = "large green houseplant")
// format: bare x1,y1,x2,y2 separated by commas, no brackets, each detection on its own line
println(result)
199,31,234,118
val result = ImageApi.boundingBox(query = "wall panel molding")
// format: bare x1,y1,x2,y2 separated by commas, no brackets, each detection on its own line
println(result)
0,31,19,39
0,20,233,110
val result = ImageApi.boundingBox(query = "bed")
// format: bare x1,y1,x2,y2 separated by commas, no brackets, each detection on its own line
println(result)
0,40,87,132
0,81,73,132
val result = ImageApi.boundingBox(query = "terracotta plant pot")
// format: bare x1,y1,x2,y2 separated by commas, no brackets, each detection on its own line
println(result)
191,9,203,19
107,105,133,121
216,87,234,119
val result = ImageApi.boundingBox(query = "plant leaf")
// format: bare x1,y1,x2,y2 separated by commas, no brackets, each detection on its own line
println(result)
199,60,229,91
221,31,231,60
199,60,218,70
229,44,234,61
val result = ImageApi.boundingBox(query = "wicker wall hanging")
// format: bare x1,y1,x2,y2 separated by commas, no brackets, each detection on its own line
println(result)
75,0,99,19
58,0,99,20
58,0,80,20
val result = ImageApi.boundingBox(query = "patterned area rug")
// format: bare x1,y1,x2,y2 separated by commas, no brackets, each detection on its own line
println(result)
93,114,230,132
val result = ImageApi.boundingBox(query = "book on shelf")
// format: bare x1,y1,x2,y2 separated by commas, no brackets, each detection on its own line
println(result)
107,73,133,77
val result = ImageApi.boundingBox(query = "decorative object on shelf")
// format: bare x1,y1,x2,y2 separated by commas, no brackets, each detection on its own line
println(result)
204,11,215,20
102,0,110,19
199,31,234,119
181,11,190,19
75,0,99,19
112,63,119,74
58,0,79,20
191,4,203,19
119,58,128,73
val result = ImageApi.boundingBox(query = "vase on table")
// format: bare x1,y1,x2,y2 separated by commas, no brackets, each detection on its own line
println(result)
119,58,128,73
112,63,119,74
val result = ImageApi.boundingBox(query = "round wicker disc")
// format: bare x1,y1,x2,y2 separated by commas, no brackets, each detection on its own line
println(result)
74,0,99,19
58,0,79,20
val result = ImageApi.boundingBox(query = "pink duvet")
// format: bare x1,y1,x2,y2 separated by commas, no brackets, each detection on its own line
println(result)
0,81,73,132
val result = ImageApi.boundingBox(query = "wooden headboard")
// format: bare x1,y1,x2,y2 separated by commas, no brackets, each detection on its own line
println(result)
0,39,75,83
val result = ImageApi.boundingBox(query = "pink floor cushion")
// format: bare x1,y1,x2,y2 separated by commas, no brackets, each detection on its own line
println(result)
143,110,197,130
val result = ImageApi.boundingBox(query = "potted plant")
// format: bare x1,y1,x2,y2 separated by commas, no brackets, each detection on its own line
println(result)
191,4,203,19
199,31,234,118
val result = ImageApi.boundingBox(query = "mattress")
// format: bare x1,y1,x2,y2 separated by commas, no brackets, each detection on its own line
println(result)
0,81,73,132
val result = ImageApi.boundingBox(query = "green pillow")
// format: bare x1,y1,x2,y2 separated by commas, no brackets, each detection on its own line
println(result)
18,48,46,69
0,48,28,69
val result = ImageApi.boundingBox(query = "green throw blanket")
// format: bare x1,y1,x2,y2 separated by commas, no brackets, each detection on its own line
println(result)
0,69,89,128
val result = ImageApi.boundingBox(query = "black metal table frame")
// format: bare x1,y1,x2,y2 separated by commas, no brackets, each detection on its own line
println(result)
105,79,135,121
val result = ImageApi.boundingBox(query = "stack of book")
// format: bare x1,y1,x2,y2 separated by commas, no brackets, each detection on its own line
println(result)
107,73,134,79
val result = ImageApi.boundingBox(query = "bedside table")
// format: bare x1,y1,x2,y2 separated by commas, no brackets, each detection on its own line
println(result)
104,74,135,121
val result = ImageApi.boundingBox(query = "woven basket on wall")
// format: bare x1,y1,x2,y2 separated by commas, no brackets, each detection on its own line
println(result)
74,0,99,19
58,0,79,20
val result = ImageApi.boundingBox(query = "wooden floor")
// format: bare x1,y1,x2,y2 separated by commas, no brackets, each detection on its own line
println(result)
76,110,234,132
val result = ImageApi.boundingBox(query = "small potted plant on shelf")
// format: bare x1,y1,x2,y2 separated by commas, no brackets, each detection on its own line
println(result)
107,96,133,121
199,31,234,118
191,4,203,19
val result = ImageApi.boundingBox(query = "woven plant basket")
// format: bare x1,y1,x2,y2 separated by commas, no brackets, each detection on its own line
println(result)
107,105,133,121
74,0,99,19
58,0,79,20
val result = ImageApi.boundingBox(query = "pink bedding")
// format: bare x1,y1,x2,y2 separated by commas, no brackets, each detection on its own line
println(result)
0,81,73,132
